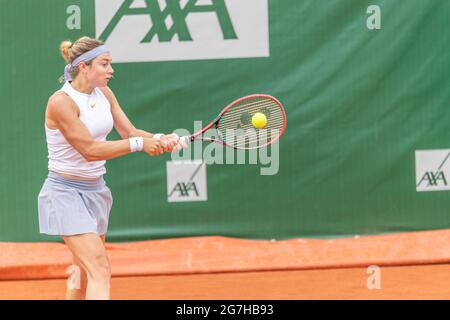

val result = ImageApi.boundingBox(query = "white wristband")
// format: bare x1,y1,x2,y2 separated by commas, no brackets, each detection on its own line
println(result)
129,137,144,152
153,133,164,140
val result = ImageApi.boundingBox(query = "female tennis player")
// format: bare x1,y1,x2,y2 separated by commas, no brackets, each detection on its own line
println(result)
37,36,183,300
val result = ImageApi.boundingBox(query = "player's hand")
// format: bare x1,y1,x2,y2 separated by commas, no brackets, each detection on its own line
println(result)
174,136,190,151
143,137,164,156
160,133,179,153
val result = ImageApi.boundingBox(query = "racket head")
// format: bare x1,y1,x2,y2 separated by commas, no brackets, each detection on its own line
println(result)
214,94,286,150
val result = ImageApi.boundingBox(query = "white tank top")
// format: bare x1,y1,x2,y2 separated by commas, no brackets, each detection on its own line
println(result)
45,82,114,178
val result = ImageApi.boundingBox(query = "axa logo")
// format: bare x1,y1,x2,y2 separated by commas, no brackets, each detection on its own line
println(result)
167,161,207,202
99,0,238,43
416,150,450,192
417,172,447,188
95,0,269,63
169,182,200,197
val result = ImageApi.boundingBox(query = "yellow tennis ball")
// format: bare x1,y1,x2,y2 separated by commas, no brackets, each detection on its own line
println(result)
251,112,267,129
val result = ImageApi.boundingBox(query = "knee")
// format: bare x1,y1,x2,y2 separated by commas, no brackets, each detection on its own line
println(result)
89,255,111,282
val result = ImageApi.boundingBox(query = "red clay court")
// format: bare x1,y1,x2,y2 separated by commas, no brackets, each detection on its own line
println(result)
1,229,450,299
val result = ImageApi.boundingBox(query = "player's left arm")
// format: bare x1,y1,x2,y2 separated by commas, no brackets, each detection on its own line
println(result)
100,87,178,150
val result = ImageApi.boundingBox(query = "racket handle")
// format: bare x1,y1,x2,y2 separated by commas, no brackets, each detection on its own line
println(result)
179,135,192,146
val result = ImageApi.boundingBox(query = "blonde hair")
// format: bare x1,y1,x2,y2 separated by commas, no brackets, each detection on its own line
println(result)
59,37,104,80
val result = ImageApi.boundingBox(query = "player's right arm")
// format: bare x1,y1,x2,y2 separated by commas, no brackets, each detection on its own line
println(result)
46,93,163,161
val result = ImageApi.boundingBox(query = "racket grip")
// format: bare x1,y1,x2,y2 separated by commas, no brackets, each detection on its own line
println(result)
179,136,192,146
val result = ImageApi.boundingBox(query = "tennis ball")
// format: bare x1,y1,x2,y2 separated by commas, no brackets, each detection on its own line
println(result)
251,112,267,129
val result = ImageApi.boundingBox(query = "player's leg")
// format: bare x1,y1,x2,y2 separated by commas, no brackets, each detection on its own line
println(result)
62,233,111,300
99,234,111,291
65,253,88,300
65,234,107,300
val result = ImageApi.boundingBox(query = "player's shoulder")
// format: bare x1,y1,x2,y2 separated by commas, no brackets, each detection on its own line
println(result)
99,86,115,101
99,86,119,109
47,91,78,115
48,90,70,105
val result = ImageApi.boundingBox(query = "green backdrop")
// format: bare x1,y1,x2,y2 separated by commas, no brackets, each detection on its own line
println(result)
1,0,450,242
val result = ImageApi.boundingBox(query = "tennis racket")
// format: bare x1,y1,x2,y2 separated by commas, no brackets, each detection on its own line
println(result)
179,94,286,150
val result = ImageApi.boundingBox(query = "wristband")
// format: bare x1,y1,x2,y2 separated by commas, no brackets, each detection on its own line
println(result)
129,137,144,152
153,133,164,140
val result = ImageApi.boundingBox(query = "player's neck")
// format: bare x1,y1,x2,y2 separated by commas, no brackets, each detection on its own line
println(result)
70,78,95,95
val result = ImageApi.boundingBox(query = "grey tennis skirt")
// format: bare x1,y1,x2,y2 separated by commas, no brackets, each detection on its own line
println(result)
38,171,113,236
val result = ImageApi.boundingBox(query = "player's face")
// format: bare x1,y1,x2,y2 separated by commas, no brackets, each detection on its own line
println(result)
86,53,114,87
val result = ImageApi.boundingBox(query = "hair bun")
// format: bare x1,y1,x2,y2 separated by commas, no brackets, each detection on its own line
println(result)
60,41,73,63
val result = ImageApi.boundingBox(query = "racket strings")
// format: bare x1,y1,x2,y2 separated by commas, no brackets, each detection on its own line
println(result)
217,97,285,149
219,120,284,144
219,101,275,125
228,132,280,149
219,123,283,147
221,98,275,119
219,100,283,130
